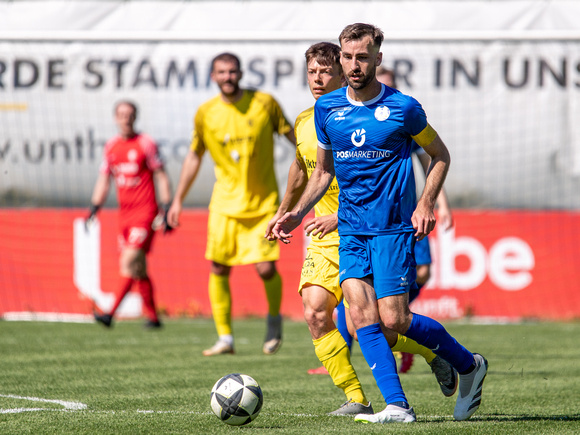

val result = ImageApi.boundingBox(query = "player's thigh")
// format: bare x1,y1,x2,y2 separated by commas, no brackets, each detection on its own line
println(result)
301,284,338,339
299,244,342,303
341,276,380,328
416,264,430,285
301,284,338,315
120,246,147,277
118,223,153,276
370,232,416,299
377,292,412,333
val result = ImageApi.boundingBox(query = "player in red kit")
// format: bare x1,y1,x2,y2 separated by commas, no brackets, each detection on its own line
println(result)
87,100,172,328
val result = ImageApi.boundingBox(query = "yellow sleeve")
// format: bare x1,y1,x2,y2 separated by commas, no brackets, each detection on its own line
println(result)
189,108,206,156
294,107,312,164
266,95,292,136
411,123,438,148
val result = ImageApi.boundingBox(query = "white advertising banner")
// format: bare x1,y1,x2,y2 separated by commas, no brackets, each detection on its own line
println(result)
1,1,580,208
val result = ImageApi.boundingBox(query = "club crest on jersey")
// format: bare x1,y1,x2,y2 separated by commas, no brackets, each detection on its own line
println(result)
127,149,138,161
375,106,390,121
351,129,366,147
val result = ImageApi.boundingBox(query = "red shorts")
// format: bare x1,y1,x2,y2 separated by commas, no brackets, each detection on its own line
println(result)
118,218,156,253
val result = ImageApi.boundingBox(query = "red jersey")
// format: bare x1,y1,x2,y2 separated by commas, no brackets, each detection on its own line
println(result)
100,133,163,225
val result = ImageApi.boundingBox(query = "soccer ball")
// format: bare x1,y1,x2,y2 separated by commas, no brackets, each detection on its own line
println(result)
210,373,263,426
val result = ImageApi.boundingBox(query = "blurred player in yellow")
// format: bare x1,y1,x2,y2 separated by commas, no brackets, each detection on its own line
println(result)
265,42,457,416
168,52,295,356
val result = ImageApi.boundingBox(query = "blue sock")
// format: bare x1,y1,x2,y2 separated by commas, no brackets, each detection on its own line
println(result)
405,313,474,373
357,323,407,405
335,300,353,351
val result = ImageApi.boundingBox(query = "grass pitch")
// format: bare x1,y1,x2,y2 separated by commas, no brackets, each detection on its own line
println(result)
0,318,579,434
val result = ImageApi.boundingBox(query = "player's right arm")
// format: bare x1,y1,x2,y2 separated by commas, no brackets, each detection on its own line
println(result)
265,157,308,240
86,172,110,227
272,146,335,243
167,149,203,228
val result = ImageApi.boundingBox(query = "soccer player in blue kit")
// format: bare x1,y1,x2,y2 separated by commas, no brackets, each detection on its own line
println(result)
272,23,487,423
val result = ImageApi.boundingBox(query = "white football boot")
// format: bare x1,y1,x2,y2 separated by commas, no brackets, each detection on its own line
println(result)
354,404,416,423
454,353,488,421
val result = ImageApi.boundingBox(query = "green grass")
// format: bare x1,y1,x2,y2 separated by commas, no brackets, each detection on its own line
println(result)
0,318,579,434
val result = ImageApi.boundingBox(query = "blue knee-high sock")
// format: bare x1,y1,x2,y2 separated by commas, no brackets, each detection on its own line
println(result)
405,313,474,373
357,323,407,405
335,300,353,351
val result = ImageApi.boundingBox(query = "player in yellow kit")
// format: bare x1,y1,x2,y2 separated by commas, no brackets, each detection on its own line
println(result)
169,52,296,356
265,42,458,415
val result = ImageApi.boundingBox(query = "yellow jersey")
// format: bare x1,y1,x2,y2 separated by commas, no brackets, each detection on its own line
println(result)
191,90,292,218
295,106,340,247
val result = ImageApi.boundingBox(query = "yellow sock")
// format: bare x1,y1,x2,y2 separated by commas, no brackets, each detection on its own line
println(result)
208,273,232,336
313,329,368,405
391,334,436,364
263,272,282,317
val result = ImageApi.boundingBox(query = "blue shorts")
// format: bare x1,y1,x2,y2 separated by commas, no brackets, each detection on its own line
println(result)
414,235,432,266
338,232,417,299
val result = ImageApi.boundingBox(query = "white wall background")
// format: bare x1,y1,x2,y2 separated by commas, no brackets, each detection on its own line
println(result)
1,1,579,209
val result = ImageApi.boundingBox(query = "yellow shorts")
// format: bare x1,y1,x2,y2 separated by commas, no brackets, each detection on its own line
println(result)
206,211,279,266
298,243,342,303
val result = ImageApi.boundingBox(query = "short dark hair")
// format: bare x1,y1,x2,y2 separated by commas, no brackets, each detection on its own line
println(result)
211,52,241,72
114,100,137,117
305,42,341,70
339,23,384,50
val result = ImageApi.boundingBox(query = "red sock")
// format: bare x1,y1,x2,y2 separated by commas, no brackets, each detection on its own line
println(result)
109,276,134,316
136,277,158,322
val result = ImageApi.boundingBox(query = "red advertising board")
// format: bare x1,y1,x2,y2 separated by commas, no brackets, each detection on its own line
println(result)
0,209,579,321
413,211,580,321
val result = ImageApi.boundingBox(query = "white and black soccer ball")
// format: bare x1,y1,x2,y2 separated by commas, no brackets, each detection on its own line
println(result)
210,373,263,426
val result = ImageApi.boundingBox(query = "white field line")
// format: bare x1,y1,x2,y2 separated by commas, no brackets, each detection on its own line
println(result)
1,312,94,323
0,394,461,419
0,394,87,410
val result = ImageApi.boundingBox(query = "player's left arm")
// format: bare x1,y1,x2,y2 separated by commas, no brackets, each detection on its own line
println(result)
412,125,450,240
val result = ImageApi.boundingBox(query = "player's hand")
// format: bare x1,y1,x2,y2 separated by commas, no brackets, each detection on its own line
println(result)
411,201,436,241
265,211,284,241
304,214,337,240
271,211,304,244
84,204,100,232
167,201,182,229
437,206,454,231
161,203,173,234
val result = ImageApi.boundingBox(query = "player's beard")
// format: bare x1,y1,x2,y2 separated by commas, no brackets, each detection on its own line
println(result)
219,81,240,98
346,69,375,90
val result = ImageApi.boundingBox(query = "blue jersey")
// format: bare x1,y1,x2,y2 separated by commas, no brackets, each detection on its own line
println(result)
314,84,429,236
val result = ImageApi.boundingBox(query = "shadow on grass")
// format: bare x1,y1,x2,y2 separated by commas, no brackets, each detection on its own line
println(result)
422,414,580,423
